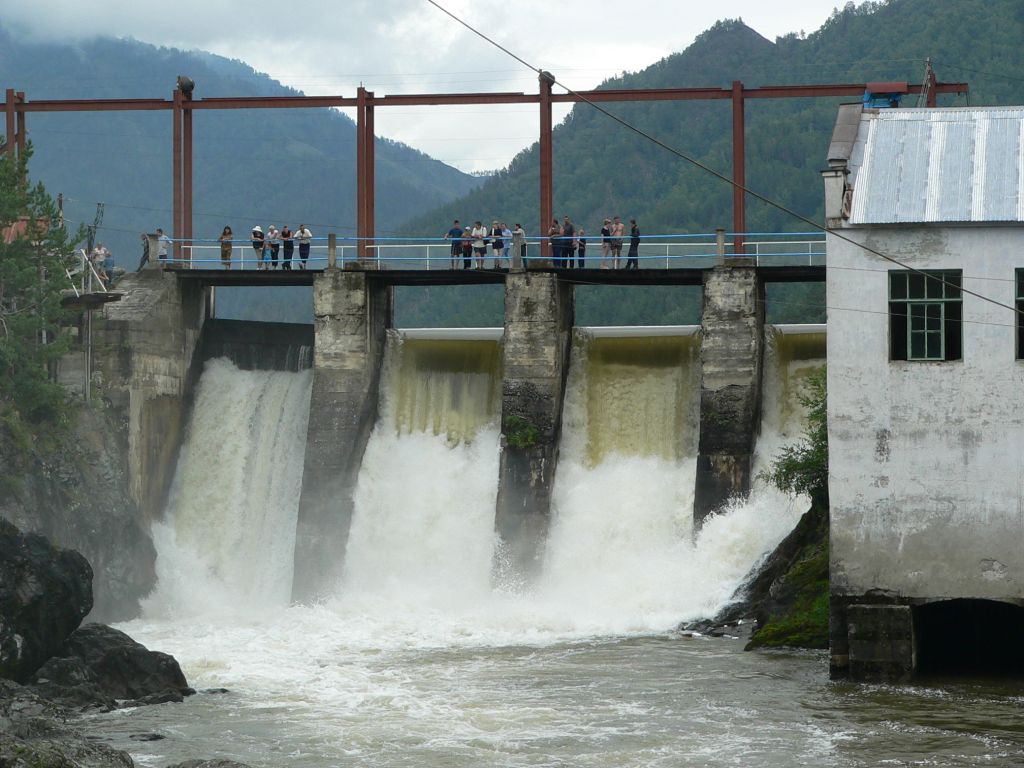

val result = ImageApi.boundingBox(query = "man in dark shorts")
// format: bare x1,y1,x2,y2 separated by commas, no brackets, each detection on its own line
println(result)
444,219,463,269
561,215,575,268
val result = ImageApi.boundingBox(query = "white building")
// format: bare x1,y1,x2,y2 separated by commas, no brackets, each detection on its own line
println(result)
823,105,1024,681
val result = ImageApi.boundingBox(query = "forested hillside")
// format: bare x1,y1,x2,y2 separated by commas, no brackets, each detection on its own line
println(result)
395,0,1024,327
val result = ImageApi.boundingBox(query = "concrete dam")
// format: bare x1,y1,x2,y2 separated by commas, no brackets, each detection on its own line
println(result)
90,264,825,613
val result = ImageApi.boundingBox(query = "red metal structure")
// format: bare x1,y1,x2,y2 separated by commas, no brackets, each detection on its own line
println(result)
2,72,965,260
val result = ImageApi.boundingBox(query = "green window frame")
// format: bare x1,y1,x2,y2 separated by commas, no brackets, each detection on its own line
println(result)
889,270,962,362
1017,270,1024,360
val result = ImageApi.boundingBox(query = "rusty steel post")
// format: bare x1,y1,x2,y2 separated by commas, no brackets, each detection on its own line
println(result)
366,91,375,265
356,86,367,260
172,88,183,263
183,92,193,265
731,80,746,255
4,89,14,157
15,92,26,160
926,63,938,108
539,71,555,259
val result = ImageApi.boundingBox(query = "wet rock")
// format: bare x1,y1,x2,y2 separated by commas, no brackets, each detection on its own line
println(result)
0,678,133,767
166,762,254,768
0,519,93,683
129,732,166,741
200,688,230,695
26,623,193,711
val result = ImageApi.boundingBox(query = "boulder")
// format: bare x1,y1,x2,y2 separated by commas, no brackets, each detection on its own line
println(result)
0,678,133,768
165,762,254,768
0,519,93,683
36,624,193,708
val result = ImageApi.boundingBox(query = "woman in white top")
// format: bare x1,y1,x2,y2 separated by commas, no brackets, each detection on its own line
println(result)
471,221,488,269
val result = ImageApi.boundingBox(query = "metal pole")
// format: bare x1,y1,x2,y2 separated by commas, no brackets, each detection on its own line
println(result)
15,91,26,161
539,71,555,259
731,80,746,255
183,92,193,266
172,88,183,264
4,88,14,156
356,87,367,261
366,92,375,265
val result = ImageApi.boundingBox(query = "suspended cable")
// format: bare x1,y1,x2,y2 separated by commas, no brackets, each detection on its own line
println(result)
423,0,1019,320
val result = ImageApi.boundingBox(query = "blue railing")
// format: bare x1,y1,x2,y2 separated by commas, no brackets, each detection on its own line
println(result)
163,232,826,271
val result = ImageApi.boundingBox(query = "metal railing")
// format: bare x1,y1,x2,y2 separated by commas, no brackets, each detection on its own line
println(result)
164,232,826,271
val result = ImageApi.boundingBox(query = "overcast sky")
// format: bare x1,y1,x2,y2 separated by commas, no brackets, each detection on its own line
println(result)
4,0,842,173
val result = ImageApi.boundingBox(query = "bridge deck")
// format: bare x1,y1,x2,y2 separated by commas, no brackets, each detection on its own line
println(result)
172,265,824,288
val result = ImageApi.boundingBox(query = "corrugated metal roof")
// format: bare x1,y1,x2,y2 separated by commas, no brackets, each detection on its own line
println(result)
848,107,1024,224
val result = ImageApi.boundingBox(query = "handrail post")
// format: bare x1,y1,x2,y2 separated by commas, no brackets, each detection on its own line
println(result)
716,228,726,266
328,233,337,269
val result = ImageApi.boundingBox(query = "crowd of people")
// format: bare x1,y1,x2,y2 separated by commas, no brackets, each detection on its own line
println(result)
442,215,642,270
209,224,315,270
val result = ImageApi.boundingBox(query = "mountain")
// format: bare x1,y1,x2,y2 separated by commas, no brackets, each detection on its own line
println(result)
0,24,481,320
395,0,1024,327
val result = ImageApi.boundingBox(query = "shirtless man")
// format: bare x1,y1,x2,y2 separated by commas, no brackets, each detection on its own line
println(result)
610,216,625,269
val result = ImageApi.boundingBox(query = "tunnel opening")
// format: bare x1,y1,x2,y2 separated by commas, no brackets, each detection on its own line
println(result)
914,599,1024,678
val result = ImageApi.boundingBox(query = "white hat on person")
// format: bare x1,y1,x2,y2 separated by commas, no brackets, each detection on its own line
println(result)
252,225,262,233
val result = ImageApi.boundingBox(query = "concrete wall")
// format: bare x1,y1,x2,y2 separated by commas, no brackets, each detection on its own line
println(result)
93,269,207,521
200,318,313,371
694,266,764,527
292,268,392,601
495,271,574,580
827,226,1024,677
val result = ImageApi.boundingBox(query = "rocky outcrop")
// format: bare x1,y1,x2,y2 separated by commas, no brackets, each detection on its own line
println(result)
29,624,193,711
685,500,829,649
0,406,156,622
0,678,134,768
0,519,93,684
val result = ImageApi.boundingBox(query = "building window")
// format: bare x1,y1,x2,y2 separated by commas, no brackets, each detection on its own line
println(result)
1018,270,1024,360
889,270,962,361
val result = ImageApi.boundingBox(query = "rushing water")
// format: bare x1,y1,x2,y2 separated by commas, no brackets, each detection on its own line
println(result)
101,335,1024,767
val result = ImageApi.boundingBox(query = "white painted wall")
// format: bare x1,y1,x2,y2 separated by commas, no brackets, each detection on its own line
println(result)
827,226,1024,601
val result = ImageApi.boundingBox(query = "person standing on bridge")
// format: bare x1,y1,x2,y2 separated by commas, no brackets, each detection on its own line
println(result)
512,223,525,268
600,219,611,269
296,224,312,268
548,219,561,266
461,225,473,269
251,226,265,270
501,222,512,266
281,225,294,270
610,216,624,269
490,221,504,269
625,218,640,270
218,226,233,269
267,225,281,269
444,219,463,269
577,227,586,269
156,228,171,262
471,221,488,269
561,216,576,269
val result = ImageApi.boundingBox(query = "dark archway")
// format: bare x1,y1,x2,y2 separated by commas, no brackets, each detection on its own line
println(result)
915,599,1024,677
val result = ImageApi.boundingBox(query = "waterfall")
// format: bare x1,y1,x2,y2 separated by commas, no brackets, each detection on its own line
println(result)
144,357,312,617
339,332,503,608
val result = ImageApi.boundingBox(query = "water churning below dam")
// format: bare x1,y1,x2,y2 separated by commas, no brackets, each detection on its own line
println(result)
106,329,1024,767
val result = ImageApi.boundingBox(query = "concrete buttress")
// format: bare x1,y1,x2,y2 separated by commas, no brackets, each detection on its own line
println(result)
292,268,392,601
495,271,574,581
693,266,763,528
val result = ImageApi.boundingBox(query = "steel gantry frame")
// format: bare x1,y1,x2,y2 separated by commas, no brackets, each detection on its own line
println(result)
2,72,967,259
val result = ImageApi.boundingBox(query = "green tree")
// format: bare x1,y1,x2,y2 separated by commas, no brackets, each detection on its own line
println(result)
0,143,84,446
761,365,828,505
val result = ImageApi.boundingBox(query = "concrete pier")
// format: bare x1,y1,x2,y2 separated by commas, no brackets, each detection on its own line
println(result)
693,266,764,528
494,271,574,581
292,268,392,601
